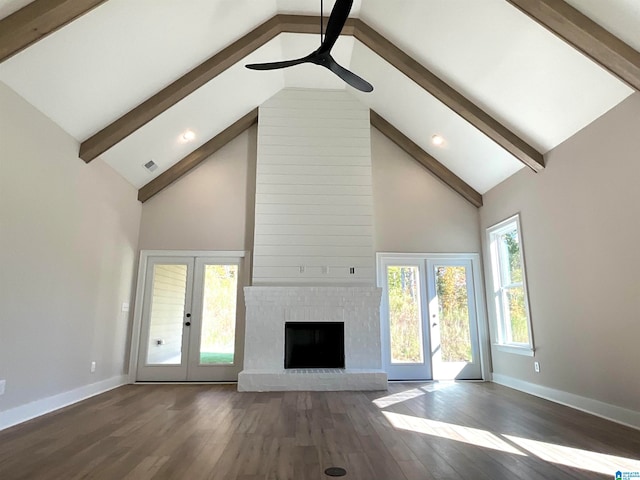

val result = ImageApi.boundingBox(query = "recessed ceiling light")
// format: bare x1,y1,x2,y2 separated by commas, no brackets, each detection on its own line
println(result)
181,129,196,142
431,134,445,146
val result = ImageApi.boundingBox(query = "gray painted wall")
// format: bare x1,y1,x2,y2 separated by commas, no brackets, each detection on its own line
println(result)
480,92,640,412
0,81,141,412
371,128,481,253
137,126,482,260
138,126,257,252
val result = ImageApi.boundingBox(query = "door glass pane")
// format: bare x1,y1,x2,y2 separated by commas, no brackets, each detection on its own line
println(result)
146,264,187,365
435,266,472,362
199,265,238,364
387,266,424,364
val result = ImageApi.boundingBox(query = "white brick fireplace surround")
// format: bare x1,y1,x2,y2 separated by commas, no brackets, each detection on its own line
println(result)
238,286,388,391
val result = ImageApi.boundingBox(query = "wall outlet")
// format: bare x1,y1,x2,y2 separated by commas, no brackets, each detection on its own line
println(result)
90,361,96,373
349,267,355,274
121,302,130,312
299,265,305,273
0,379,5,396
321,266,328,274
534,361,540,373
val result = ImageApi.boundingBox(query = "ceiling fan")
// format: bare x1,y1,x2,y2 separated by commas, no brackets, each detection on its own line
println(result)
246,0,373,92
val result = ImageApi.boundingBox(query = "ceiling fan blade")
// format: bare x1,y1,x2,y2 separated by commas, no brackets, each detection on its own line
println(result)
246,57,308,70
319,0,353,54
245,1,373,92
325,57,373,92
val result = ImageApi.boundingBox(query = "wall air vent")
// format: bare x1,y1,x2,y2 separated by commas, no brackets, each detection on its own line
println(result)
143,160,158,173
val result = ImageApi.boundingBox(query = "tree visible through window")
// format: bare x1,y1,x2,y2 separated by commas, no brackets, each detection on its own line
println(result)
488,215,533,349
435,266,472,362
387,266,424,363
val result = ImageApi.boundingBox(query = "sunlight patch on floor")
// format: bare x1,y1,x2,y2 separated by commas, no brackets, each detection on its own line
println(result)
381,407,640,476
420,381,457,392
383,411,527,455
504,435,640,475
373,389,426,408
373,382,456,408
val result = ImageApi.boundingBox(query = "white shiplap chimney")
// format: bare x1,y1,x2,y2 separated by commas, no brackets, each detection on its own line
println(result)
253,88,374,285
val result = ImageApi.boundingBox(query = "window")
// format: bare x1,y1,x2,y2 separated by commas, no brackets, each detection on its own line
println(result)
487,214,534,355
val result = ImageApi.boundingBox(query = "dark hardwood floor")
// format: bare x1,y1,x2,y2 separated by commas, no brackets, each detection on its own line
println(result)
1,382,639,479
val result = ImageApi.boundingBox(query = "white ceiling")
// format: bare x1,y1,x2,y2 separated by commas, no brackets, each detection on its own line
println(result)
0,0,30,18
349,41,523,193
564,0,640,52
0,0,635,195
277,0,362,16
359,0,632,154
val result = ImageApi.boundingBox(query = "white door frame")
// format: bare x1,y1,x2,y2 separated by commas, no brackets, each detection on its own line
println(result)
128,250,250,383
376,252,491,381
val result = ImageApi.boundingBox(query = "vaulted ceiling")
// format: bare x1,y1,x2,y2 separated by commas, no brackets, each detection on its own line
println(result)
1,0,638,204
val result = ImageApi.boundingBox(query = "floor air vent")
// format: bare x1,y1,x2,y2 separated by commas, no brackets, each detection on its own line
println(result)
324,467,347,477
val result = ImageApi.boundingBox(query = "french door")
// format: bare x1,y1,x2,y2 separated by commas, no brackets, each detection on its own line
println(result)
379,254,486,381
136,255,245,382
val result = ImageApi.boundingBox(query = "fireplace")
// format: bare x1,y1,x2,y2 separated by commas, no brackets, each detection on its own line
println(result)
238,90,386,391
285,322,345,369
238,286,387,391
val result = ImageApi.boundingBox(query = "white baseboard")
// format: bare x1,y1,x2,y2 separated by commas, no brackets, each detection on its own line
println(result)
492,373,640,431
0,375,128,431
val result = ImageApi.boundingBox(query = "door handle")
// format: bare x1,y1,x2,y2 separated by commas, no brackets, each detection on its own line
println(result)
185,322,191,327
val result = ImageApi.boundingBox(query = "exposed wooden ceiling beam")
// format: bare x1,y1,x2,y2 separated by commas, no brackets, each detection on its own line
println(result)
279,14,357,36
371,111,483,208
80,15,354,163
140,109,481,207
80,15,543,174
353,21,544,172
0,0,106,63
507,0,640,92
138,109,258,203
80,16,281,162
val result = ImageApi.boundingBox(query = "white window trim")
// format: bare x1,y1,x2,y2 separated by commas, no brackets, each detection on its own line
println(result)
486,214,535,356
494,344,535,357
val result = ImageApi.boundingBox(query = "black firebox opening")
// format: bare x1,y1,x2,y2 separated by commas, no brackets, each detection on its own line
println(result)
284,322,345,369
